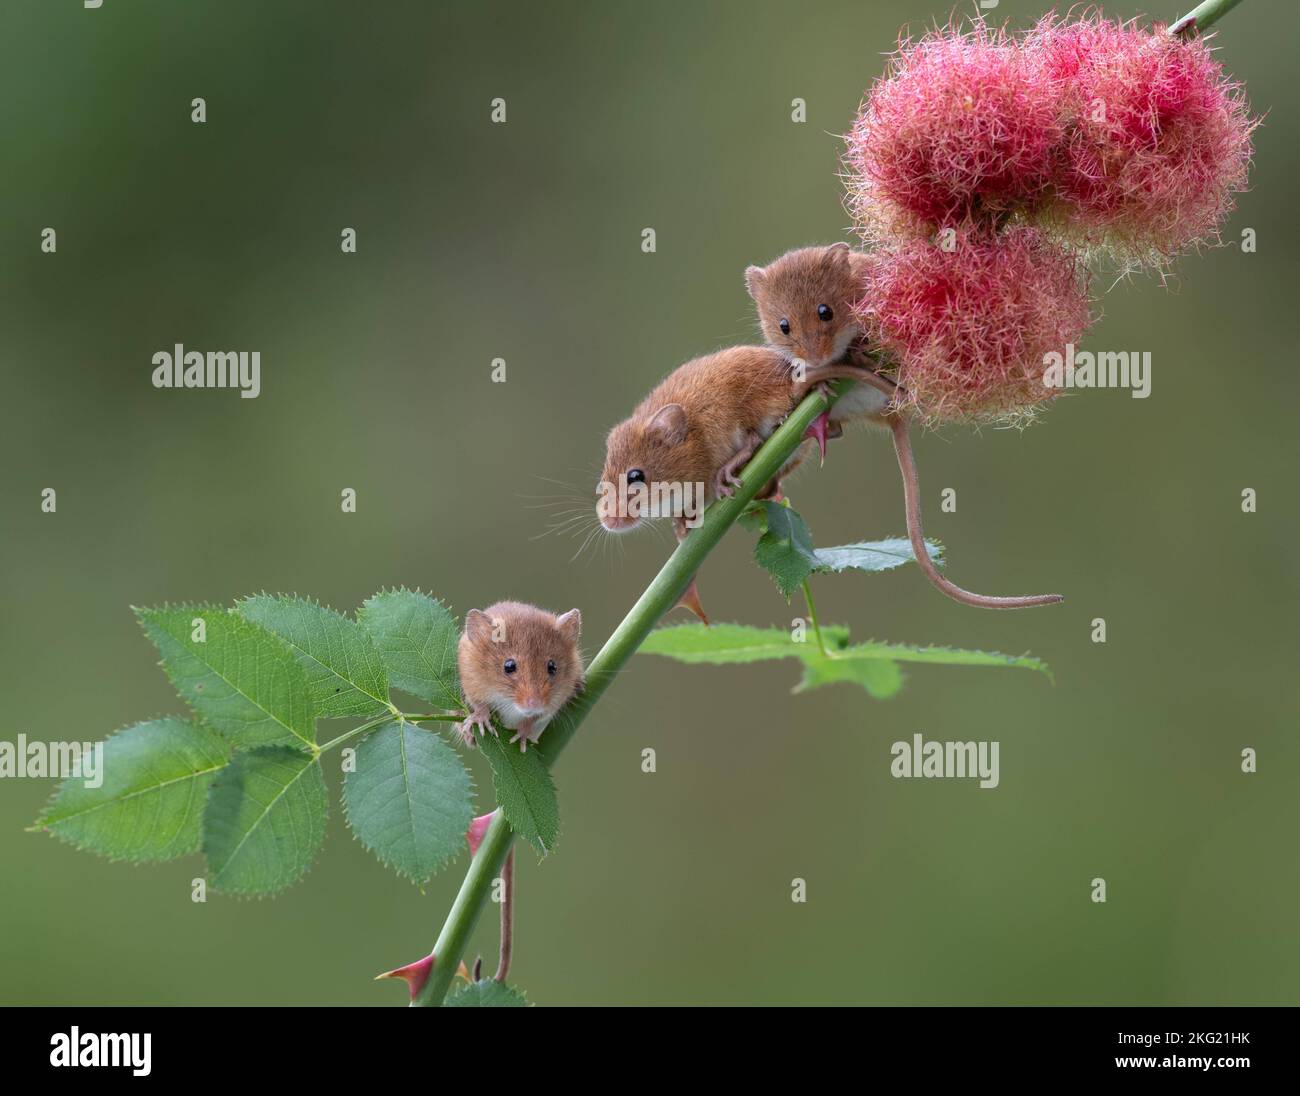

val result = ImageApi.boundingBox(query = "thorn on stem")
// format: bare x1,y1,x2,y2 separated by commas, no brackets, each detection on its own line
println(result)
374,952,436,1000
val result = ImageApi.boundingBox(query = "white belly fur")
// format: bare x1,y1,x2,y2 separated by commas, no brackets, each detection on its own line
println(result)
830,382,890,423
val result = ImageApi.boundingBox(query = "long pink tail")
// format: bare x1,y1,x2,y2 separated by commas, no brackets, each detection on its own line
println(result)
888,415,1062,610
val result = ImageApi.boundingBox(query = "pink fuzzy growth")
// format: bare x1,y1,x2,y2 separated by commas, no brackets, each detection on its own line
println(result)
1026,12,1255,264
844,21,1064,241
857,226,1092,424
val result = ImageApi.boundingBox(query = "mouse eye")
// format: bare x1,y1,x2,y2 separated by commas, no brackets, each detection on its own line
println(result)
626,469,646,485
503,659,517,674
547,659,558,677
817,304,833,322
778,318,791,336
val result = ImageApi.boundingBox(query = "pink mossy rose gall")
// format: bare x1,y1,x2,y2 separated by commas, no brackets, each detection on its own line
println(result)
844,20,1065,243
856,226,1093,425
1025,10,1256,268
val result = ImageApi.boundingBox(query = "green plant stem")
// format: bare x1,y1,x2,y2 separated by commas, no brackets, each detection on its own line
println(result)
801,579,828,658
1171,0,1244,36
315,713,396,754
411,381,849,1006
315,712,463,755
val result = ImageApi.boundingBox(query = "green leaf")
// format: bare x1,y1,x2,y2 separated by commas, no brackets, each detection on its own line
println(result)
357,589,462,711
202,747,328,895
479,732,559,857
238,594,390,719
135,604,316,750
32,718,229,862
830,639,1053,679
344,720,473,884
812,537,943,575
753,502,819,599
795,653,903,700
445,980,530,1007
638,622,850,664
640,622,1051,700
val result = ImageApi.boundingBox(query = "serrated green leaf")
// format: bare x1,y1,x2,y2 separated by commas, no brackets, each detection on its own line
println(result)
640,622,1050,700
238,594,390,719
445,980,530,1007
638,622,850,664
357,589,462,711
203,747,328,895
753,502,820,599
33,718,229,862
479,732,559,856
795,655,903,699
737,503,770,533
812,537,943,574
135,605,316,750
344,720,473,884
831,640,1053,679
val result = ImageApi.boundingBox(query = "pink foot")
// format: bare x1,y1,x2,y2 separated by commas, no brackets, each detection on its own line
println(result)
456,704,496,749
508,718,541,754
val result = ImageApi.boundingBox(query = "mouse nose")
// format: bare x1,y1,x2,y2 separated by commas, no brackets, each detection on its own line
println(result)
600,512,639,533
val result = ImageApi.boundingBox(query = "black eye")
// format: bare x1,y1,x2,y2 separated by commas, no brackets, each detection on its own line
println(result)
547,660,557,676
626,469,645,484
503,659,517,674
817,304,833,322
778,318,791,336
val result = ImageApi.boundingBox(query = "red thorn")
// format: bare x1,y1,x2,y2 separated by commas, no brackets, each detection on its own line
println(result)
375,953,436,1000
803,412,831,466
673,577,710,626
466,812,494,856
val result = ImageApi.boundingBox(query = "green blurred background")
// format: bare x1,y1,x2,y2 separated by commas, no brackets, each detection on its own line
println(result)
1,0,1295,1006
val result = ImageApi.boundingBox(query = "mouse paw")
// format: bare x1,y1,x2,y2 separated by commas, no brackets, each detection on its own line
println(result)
508,718,542,753
456,705,496,749
713,465,744,499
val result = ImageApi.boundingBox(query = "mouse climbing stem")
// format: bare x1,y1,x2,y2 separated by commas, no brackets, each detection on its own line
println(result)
413,1,1247,1003
410,379,853,1006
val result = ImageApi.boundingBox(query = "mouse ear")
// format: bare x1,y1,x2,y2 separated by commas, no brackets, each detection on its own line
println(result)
554,609,581,642
464,608,493,642
646,403,689,446
825,241,851,264
744,264,766,298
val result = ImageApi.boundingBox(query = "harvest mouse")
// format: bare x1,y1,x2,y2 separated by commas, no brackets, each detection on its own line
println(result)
748,244,1062,610
745,242,891,456
457,601,583,752
598,345,815,622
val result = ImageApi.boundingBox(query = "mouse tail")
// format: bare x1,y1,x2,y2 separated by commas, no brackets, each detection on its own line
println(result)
889,415,1063,610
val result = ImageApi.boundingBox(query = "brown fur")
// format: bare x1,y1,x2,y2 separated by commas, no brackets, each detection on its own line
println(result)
747,244,892,430
599,345,809,528
746,243,873,371
457,601,583,731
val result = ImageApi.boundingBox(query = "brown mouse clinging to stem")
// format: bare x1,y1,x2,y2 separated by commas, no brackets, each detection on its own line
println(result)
598,345,816,624
457,601,583,753
746,242,1062,610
